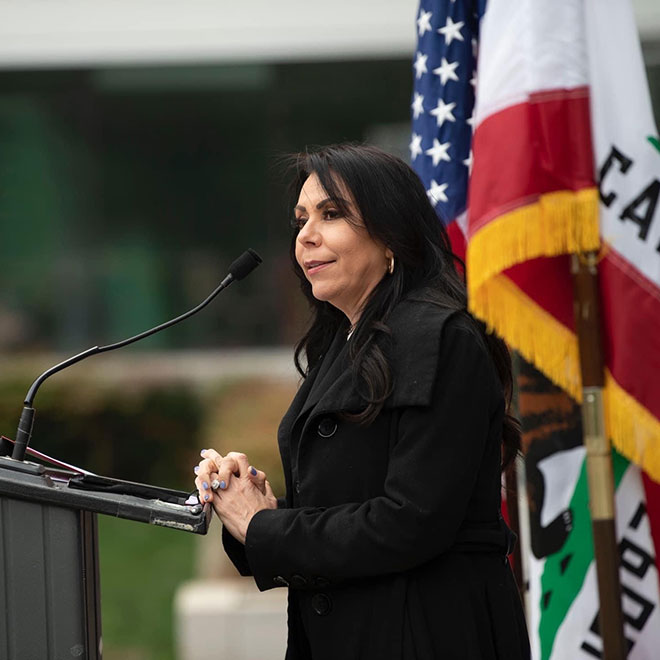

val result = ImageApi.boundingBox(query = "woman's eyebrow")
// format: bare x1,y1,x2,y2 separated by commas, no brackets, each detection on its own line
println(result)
294,198,334,213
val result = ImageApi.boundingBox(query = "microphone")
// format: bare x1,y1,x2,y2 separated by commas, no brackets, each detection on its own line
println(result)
228,248,262,281
9,249,263,463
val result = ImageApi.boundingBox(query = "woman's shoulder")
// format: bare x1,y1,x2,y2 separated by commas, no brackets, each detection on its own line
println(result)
387,292,481,350
385,294,494,407
388,294,457,331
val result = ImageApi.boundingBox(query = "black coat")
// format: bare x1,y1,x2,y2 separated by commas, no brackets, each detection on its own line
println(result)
223,297,530,659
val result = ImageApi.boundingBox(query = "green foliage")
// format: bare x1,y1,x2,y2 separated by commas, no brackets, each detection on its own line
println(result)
98,515,195,660
0,379,203,489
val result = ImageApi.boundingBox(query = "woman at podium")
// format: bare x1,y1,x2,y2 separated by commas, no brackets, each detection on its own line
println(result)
194,144,530,659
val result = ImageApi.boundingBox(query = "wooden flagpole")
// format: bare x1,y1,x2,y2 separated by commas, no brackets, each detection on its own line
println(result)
571,252,626,660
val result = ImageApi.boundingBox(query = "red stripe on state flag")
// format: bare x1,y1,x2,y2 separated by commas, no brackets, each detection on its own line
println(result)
600,248,660,423
469,88,595,236
505,257,575,332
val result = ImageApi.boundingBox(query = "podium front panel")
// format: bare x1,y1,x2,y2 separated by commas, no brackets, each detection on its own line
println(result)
0,496,100,660
0,455,209,659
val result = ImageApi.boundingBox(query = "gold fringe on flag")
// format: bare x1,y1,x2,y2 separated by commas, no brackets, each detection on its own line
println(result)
605,372,660,482
468,267,660,482
469,273,582,402
467,188,601,300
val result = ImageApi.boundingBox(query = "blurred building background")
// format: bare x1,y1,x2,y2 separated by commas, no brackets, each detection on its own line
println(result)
0,0,421,354
0,1,659,658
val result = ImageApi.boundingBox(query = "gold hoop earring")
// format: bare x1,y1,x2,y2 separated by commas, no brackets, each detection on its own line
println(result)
388,256,395,275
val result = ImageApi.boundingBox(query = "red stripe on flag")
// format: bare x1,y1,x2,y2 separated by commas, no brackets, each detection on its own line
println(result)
447,220,467,266
469,88,595,236
601,249,660,422
505,256,575,332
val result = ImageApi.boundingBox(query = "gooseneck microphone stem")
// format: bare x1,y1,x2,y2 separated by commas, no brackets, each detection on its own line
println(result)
11,248,262,462
23,274,234,407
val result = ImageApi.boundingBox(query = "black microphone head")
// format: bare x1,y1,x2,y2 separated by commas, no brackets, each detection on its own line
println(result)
229,249,263,281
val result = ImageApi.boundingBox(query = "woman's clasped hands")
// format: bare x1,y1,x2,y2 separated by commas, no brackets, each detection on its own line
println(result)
194,449,277,544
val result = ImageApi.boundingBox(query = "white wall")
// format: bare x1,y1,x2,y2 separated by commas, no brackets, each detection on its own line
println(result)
634,0,660,40
0,0,419,69
0,0,658,70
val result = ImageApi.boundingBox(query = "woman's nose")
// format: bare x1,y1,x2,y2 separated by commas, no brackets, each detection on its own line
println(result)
297,219,321,246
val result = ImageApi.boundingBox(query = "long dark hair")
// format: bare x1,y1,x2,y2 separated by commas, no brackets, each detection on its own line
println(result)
288,144,520,470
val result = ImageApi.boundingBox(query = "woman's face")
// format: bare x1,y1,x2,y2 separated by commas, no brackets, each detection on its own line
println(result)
294,173,392,325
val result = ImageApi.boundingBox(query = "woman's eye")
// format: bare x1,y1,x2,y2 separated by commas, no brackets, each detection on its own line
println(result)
323,208,340,220
293,216,307,229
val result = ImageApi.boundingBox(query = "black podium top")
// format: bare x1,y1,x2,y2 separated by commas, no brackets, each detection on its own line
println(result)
0,456,210,534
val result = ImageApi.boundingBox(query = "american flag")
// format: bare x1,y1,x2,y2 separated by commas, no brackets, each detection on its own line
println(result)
410,0,485,235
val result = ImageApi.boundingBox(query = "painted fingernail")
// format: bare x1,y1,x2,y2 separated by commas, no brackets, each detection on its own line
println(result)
249,466,257,476
200,449,207,455
203,481,209,490
194,466,200,474
219,480,227,490
211,479,220,490
204,494,210,501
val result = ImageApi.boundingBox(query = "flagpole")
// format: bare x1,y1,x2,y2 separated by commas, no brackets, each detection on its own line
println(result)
571,252,626,660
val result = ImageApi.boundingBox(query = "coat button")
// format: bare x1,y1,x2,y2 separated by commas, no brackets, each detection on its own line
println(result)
317,418,337,438
273,576,289,587
311,593,332,616
289,574,308,589
294,480,301,494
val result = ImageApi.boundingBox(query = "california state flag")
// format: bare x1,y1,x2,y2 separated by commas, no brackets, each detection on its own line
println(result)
467,0,660,658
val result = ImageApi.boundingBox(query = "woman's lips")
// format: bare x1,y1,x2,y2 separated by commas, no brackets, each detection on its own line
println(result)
306,260,335,275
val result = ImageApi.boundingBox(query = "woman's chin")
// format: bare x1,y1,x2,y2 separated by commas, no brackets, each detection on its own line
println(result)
310,284,333,304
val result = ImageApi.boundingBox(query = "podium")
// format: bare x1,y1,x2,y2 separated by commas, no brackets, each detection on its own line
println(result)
0,454,210,659
0,247,262,658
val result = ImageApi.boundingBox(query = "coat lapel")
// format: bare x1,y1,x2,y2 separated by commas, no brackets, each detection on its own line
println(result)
282,299,460,449
277,329,350,447
277,367,316,445
294,331,358,431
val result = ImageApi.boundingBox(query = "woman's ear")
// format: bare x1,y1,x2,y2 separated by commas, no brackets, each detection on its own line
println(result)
385,247,395,275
